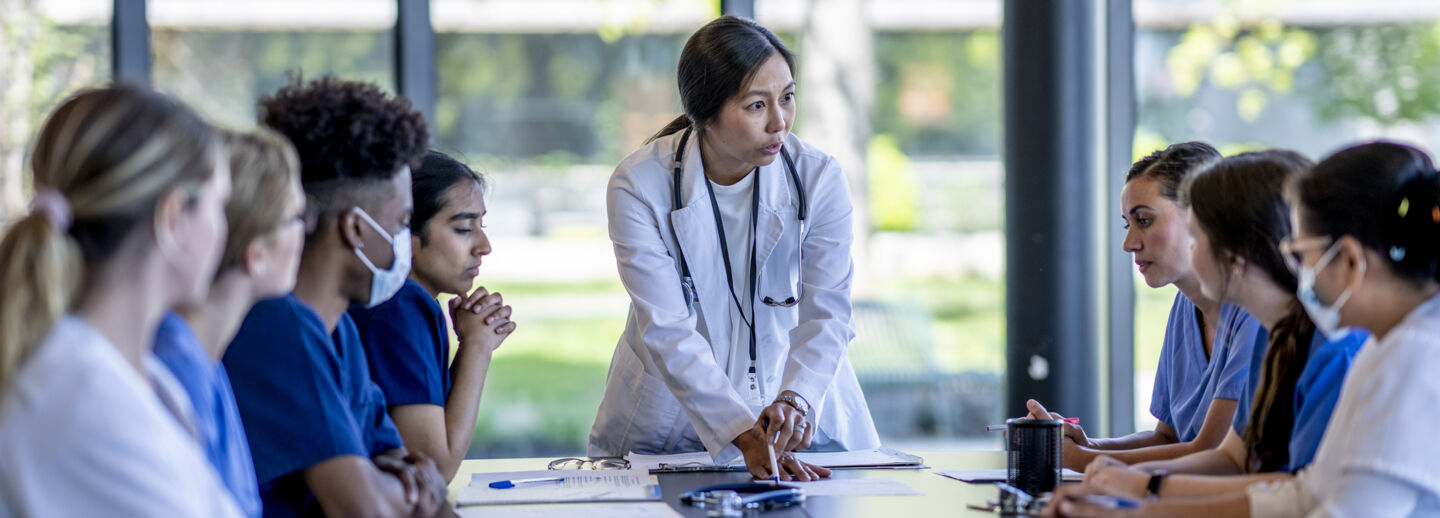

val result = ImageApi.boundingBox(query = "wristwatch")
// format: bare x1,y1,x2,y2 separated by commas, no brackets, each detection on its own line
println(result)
1146,470,1169,498
774,394,810,417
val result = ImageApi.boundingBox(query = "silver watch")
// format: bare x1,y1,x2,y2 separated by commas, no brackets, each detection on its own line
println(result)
774,394,810,416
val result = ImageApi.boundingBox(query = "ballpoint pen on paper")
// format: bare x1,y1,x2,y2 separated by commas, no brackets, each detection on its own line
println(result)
488,476,565,489
985,417,1080,431
761,417,781,483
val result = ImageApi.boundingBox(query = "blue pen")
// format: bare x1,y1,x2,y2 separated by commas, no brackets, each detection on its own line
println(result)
1081,494,1141,509
489,476,565,489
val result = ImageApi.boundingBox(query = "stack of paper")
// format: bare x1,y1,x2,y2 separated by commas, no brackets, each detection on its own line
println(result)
459,470,662,506
628,447,925,473
458,503,682,518
936,468,1083,483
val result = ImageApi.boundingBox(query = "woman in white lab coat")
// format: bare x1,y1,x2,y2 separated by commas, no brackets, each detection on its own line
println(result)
588,15,880,481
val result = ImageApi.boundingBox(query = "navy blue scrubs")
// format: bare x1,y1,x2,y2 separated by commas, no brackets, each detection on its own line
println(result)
224,295,404,518
349,279,452,408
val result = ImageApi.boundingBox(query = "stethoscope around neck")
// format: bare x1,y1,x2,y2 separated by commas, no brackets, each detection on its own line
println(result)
668,126,808,390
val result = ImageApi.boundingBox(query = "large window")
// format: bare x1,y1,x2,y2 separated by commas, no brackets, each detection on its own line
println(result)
430,0,714,457
0,0,111,219
759,0,1006,450
431,0,1008,457
1130,0,1440,431
150,0,395,129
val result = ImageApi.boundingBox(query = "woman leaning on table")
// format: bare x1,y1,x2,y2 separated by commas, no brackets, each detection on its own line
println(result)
588,15,881,481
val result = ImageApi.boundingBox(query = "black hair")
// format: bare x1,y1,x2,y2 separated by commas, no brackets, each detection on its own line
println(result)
259,74,429,238
647,15,796,143
412,150,486,246
1293,141,1440,284
1126,141,1222,204
1184,149,1316,473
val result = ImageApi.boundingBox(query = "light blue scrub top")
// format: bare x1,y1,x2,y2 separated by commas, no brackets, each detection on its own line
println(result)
1149,292,1262,442
153,312,262,518
1233,328,1366,472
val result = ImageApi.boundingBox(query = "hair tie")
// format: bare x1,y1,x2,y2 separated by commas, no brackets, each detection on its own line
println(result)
30,187,73,232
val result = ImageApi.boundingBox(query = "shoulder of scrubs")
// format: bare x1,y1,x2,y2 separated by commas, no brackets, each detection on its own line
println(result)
222,296,369,491
334,312,406,454
1231,327,1270,435
349,279,450,407
1211,302,1262,401
0,316,243,518
153,312,263,518
1149,291,1196,429
1284,329,1366,472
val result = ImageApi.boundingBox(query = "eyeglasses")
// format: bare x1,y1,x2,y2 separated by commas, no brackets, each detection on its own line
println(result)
1278,236,1335,273
547,457,631,471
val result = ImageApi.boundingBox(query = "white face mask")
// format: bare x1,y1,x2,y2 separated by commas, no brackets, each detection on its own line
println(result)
352,207,412,308
1297,240,1364,339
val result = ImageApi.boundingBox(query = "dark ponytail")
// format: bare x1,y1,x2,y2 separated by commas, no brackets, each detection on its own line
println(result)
1294,142,1440,285
1184,149,1316,473
647,15,796,143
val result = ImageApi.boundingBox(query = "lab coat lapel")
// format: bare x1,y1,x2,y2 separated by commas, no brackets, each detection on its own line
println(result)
669,135,732,365
754,159,793,278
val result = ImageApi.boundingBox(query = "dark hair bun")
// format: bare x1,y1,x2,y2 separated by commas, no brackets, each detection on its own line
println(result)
1385,172,1440,278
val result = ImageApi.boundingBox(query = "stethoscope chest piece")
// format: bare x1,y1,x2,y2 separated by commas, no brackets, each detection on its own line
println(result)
680,482,805,515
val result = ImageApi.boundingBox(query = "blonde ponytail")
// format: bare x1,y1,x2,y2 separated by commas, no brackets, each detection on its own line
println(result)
0,83,218,398
0,214,81,392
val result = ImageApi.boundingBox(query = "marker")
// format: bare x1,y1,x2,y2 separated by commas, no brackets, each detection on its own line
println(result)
1080,494,1141,509
489,476,564,489
986,417,1079,431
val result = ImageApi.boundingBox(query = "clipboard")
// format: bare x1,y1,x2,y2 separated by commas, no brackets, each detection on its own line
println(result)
639,447,926,473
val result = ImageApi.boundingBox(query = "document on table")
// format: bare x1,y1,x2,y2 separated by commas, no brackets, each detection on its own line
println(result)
787,477,922,497
457,502,682,518
936,468,1083,483
630,447,925,473
460,470,661,506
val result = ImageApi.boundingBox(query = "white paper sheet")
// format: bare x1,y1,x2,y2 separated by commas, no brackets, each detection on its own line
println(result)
785,477,922,497
936,468,1083,483
628,448,924,472
460,470,661,506
458,502,682,518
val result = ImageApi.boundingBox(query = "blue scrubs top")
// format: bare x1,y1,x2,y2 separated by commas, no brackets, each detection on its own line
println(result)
224,295,405,518
349,279,452,408
1150,292,1262,442
153,312,262,518
1233,328,1366,472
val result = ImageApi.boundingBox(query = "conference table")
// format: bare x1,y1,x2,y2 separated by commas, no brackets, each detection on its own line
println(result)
449,450,1012,517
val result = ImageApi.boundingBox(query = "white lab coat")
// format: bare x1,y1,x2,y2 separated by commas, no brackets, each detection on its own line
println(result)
588,130,880,463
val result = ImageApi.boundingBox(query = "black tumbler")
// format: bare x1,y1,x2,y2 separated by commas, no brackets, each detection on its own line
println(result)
1006,418,1062,496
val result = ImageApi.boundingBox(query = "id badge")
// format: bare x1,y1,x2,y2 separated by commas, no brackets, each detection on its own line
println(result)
743,364,766,409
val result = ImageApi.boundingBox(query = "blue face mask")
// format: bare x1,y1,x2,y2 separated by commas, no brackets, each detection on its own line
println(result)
352,207,412,308
1296,240,1364,339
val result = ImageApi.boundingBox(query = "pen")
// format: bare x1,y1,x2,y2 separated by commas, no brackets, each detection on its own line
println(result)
985,417,1079,431
1080,494,1141,509
488,476,565,489
761,416,781,483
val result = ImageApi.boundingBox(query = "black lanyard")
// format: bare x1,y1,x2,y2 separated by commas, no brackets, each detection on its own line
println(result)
703,169,760,372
